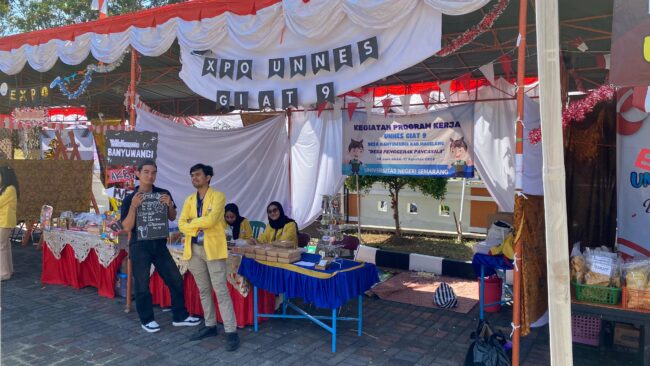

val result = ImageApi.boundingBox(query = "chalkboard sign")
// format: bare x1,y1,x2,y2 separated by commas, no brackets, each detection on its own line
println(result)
136,192,169,240
105,130,158,166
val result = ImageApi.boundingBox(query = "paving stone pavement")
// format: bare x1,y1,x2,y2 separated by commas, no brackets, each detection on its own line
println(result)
0,244,640,365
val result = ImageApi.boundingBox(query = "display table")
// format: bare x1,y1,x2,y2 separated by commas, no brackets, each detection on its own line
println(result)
41,230,127,299
150,247,276,328
572,299,649,363
238,253,379,352
472,253,513,320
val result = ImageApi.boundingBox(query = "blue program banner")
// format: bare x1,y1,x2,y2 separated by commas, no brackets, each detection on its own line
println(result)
342,104,474,177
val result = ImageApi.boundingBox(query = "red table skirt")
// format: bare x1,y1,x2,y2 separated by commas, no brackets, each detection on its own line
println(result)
41,243,127,299
150,271,276,328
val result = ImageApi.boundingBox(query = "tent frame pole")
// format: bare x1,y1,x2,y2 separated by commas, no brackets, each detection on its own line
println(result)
512,0,528,363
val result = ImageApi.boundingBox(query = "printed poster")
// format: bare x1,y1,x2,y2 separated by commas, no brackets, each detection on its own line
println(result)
617,87,650,258
342,104,474,177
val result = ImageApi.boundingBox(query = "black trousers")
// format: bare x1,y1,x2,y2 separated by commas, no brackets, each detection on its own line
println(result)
130,239,189,324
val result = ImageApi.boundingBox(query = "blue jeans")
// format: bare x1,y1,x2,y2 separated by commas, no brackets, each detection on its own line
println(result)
130,239,188,324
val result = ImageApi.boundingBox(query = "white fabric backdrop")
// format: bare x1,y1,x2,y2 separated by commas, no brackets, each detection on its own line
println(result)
178,1,444,107
135,108,290,224
1,0,489,75
474,80,542,211
290,109,344,227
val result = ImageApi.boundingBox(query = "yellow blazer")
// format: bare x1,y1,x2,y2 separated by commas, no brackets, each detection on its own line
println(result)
0,186,17,228
258,221,298,245
231,218,253,240
179,188,227,261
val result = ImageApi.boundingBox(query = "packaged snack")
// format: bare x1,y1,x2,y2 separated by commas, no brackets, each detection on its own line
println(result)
570,242,586,284
583,248,619,287
623,259,650,290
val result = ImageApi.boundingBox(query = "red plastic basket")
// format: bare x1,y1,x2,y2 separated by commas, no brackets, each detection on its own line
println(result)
571,314,601,347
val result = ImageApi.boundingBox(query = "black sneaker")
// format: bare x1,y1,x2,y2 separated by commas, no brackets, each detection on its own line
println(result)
225,332,240,352
190,325,218,341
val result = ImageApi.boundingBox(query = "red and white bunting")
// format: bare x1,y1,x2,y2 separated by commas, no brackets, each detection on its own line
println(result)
88,124,133,134
381,98,392,117
347,102,358,120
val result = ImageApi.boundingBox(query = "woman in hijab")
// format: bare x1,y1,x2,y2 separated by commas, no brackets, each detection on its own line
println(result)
224,203,253,240
0,166,19,281
250,201,297,245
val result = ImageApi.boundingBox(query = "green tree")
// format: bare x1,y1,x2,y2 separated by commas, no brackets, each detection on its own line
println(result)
1,0,184,36
345,175,447,237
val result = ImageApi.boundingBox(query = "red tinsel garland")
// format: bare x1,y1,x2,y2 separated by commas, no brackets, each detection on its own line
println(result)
528,128,541,145
436,0,510,57
528,85,616,144
562,84,616,128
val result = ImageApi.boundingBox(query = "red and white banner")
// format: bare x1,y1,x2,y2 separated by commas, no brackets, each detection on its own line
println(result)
617,87,650,258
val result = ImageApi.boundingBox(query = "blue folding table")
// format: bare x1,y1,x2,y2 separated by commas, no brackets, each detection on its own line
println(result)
472,253,514,320
238,253,379,352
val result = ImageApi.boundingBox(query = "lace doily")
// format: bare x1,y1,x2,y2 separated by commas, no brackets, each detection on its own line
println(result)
161,246,249,297
43,230,126,268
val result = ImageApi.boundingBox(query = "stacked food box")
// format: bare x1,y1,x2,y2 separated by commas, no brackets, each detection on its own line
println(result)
232,245,302,264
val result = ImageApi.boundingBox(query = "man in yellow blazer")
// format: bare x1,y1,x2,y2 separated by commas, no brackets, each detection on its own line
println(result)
179,164,239,351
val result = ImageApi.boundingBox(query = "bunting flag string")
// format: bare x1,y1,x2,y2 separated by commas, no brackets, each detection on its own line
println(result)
0,118,131,133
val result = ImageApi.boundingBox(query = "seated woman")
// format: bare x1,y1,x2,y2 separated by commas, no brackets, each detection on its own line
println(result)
224,203,253,241
249,201,298,246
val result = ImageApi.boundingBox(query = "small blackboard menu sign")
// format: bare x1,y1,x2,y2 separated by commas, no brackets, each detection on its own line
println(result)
136,192,169,240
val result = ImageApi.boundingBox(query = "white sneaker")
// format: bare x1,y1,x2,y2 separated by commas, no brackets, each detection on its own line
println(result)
172,316,201,327
141,321,161,333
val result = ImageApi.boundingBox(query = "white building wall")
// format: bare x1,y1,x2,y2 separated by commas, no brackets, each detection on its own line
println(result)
358,179,489,234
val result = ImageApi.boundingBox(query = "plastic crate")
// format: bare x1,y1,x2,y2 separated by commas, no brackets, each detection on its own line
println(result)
622,287,650,311
574,282,621,305
571,314,602,346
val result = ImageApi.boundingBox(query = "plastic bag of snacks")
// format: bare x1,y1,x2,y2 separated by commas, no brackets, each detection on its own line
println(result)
583,248,621,287
570,242,587,284
623,259,650,290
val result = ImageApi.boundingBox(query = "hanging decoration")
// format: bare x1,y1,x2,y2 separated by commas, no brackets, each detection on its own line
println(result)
50,52,127,100
562,84,616,128
436,0,510,57
528,127,541,145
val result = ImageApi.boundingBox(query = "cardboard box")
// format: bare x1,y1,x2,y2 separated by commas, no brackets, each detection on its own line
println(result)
614,324,640,349
255,254,267,261
244,246,256,255
254,246,269,255
273,240,296,249
277,249,301,259
277,255,300,264
315,257,334,270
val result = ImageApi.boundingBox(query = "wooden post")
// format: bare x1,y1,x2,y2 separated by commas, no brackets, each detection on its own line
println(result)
287,109,292,214
125,47,138,313
129,48,138,127
512,0,529,363
21,220,34,246
535,0,573,364
356,174,361,239
125,252,133,313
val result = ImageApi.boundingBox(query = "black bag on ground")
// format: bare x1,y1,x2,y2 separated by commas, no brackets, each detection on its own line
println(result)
464,320,511,366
